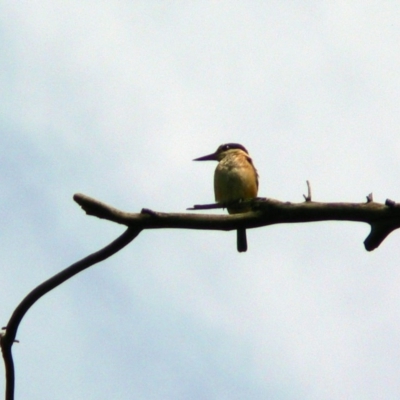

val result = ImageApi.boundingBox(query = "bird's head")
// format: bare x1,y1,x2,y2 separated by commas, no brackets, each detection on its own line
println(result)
193,143,249,162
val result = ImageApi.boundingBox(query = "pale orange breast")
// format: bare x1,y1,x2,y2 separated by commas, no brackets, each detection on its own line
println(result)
214,154,258,214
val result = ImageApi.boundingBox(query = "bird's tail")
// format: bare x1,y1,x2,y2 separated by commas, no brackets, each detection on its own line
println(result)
237,228,248,252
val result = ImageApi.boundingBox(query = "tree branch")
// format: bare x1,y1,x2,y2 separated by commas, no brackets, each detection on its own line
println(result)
73,192,400,251
1,227,140,400
3,190,400,399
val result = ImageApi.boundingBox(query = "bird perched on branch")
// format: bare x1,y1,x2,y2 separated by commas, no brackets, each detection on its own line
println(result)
194,143,259,252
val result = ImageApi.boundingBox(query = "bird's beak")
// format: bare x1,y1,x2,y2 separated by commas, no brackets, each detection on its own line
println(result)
193,152,218,161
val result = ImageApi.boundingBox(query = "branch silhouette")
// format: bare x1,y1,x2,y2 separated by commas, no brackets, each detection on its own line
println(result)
2,188,400,399
1,227,140,400
74,192,400,251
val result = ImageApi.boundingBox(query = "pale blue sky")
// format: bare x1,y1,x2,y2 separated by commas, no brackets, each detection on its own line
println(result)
2,2,400,399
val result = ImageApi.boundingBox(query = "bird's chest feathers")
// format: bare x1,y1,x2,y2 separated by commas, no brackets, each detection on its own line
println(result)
214,157,256,202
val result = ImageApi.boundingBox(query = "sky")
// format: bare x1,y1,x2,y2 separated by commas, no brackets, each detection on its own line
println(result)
2,1,400,399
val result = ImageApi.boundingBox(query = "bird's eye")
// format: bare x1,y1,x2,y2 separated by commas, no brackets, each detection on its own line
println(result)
224,145,230,150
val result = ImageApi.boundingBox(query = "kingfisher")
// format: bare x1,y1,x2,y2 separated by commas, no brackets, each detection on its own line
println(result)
194,143,259,252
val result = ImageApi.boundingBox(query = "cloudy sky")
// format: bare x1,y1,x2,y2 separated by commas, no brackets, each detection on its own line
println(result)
2,1,400,399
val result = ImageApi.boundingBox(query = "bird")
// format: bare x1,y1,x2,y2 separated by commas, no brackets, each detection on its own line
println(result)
193,143,259,252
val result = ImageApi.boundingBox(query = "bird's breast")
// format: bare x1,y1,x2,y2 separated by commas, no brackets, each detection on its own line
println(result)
214,156,258,212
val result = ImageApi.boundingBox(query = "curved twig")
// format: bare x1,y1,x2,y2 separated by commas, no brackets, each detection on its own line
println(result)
1,227,141,400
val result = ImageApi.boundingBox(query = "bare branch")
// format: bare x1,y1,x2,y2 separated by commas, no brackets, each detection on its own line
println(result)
3,191,400,399
1,227,140,400
73,193,400,252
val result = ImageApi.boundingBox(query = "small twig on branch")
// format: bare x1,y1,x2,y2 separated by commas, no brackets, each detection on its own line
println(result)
141,208,162,217
303,180,312,202
187,202,225,210
187,198,266,211
386,199,396,207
